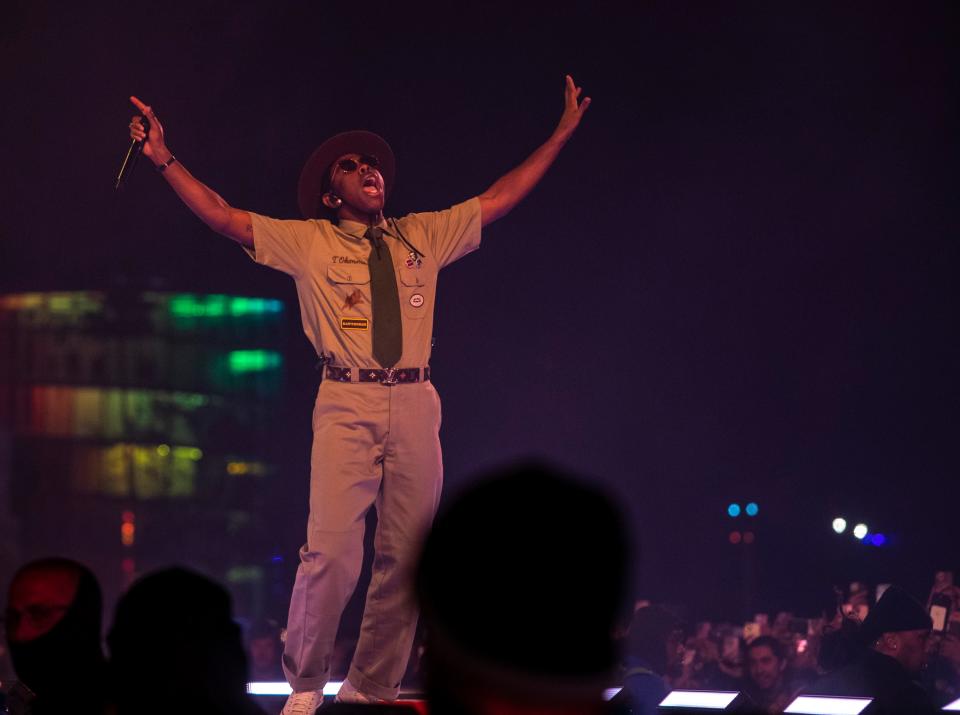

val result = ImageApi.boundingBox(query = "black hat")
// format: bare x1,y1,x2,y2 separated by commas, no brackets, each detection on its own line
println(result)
862,585,932,641
297,130,396,220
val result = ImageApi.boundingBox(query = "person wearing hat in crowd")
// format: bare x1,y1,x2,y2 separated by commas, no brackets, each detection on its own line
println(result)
806,585,938,714
126,75,591,714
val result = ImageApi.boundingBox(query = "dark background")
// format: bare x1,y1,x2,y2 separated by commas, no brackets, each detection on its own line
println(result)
2,0,957,619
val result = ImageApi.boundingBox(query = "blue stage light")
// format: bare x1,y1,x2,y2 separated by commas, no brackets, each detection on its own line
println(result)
727,503,741,517
745,502,759,517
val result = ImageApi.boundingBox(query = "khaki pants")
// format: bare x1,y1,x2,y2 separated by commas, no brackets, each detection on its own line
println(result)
281,379,443,700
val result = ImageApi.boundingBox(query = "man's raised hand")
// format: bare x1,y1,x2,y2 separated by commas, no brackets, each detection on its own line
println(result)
553,74,591,144
128,96,170,162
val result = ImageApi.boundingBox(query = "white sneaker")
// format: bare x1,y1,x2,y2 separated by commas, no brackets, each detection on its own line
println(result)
334,678,385,704
281,689,325,715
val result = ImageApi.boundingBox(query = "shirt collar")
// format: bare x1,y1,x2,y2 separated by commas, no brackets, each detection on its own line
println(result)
336,217,394,241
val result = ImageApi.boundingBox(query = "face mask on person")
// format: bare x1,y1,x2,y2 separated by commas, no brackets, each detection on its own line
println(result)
8,568,105,697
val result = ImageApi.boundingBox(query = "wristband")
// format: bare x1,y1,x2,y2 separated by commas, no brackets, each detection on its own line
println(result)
156,156,178,173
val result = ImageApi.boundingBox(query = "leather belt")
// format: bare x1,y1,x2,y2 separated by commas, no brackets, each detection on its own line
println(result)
324,365,430,386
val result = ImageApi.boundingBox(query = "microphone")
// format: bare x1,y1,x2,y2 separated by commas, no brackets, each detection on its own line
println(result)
115,116,150,190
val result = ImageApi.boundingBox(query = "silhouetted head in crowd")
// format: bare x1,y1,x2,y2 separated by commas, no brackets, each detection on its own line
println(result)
107,567,265,715
862,585,932,675
5,557,107,712
247,617,284,681
415,461,633,714
817,585,866,672
625,605,684,676
744,635,786,693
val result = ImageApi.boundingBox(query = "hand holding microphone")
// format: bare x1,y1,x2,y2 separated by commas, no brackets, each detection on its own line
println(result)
116,96,173,189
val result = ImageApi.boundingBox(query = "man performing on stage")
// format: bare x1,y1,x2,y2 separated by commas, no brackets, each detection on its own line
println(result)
127,75,590,713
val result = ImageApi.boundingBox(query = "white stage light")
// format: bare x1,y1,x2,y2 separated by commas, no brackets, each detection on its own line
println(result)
832,517,847,534
659,690,740,709
852,523,868,540
944,696,960,711
784,695,873,714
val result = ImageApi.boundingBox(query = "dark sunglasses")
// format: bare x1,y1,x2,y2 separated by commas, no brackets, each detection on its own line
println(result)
336,155,380,173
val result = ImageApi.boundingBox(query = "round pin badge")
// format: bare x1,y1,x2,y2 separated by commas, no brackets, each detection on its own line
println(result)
410,294,424,308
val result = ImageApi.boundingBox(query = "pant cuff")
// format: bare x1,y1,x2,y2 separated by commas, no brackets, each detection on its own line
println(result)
347,665,399,701
286,674,328,694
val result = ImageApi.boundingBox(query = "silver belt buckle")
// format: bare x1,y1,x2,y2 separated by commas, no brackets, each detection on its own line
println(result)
381,367,398,386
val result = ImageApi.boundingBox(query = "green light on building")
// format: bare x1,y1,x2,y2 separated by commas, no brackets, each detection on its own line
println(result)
228,350,283,373
229,297,283,315
226,565,264,583
169,294,226,317
172,446,203,461
168,294,282,318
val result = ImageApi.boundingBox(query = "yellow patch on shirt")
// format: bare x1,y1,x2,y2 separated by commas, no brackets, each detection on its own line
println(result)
340,317,369,331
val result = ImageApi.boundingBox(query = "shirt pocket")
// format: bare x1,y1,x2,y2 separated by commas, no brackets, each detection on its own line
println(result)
327,265,370,284
327,264,371,316
398,266,429,319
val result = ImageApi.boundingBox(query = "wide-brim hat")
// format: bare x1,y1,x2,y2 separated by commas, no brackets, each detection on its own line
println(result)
297,130,396,220
861,585,932,641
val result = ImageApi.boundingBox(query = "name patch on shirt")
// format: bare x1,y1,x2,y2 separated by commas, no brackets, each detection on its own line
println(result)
340,317,369,331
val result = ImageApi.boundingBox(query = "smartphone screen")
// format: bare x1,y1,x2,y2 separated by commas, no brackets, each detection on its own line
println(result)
931,593,952,631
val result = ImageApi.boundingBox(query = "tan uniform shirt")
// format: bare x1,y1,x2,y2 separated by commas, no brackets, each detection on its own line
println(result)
245,197,481,368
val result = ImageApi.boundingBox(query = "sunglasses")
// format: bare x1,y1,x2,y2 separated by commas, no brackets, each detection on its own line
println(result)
335,155,380,173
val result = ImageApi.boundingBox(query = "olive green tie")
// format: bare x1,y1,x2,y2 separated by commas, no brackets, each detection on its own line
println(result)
365,227,402,368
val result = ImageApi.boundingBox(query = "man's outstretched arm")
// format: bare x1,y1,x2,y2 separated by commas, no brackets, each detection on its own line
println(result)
128,96,254,248
477,75,591,228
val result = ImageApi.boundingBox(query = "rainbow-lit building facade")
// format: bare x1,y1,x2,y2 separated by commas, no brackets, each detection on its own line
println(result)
0,291,288,612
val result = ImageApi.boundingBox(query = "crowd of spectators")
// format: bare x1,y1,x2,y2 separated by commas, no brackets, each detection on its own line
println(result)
1,462,956,715
617,577,959,713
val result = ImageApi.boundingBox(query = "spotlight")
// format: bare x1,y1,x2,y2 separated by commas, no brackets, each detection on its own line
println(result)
832,517,847,534
727,503,741,517
852,523,869,540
